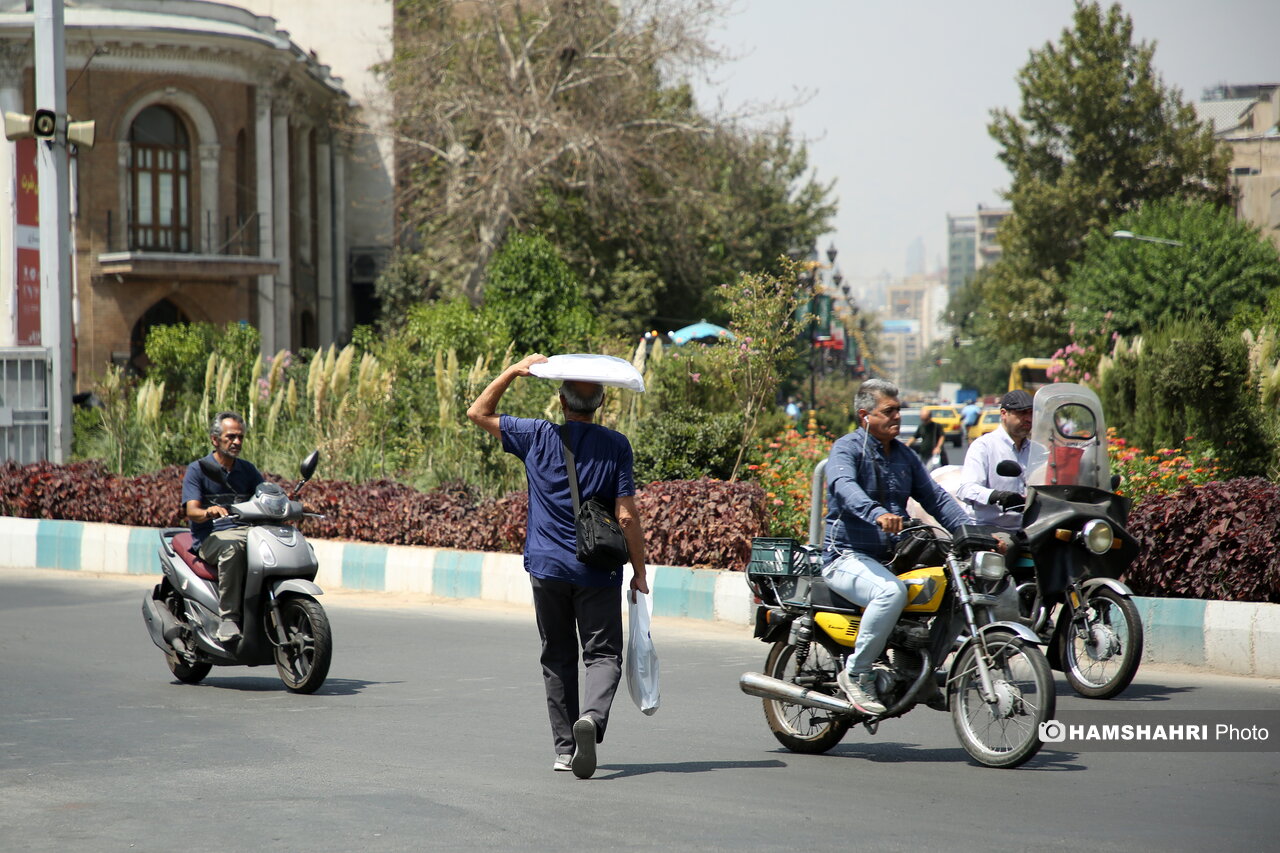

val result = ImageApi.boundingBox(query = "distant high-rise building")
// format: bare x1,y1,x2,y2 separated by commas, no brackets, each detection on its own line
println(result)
976,204,1011,270
905,236,925,277
946,214,976,293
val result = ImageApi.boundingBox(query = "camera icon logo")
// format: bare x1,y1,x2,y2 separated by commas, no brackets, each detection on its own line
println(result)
1038,720,1066,743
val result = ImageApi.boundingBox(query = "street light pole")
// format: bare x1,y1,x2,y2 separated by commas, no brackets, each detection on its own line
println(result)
1111,229,1185,247
35,0,73,462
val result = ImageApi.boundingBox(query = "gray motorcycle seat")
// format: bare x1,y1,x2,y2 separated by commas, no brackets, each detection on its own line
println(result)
171,532,218,582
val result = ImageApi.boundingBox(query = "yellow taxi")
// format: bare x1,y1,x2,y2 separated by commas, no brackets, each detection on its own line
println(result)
921,405,963,446
967,408,1002,442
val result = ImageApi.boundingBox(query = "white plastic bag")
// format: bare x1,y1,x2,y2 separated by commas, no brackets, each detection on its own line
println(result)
626,590,660,715
528,353,646,392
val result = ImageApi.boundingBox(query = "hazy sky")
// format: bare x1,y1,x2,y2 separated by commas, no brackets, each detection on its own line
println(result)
696,0,1280,283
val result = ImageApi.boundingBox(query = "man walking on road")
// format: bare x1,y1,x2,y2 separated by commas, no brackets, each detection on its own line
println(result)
468,354,649,779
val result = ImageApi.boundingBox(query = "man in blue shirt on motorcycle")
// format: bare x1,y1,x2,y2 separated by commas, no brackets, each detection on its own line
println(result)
823,379,971,714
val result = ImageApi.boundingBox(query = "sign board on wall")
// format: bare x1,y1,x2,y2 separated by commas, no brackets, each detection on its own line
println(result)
15,138,40,345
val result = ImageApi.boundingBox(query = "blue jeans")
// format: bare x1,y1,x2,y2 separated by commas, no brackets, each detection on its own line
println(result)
823,552,907,675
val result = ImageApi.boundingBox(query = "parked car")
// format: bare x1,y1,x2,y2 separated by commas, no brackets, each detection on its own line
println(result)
967,407,1002,442
921,405,963,446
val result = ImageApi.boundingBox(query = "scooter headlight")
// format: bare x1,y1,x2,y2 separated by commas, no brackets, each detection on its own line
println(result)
1082,519,1114,555
257,538,278,567
972,550,1007,581
254,482,289,518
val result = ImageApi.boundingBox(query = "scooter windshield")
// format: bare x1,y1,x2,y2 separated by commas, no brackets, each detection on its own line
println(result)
1024,383,1111,491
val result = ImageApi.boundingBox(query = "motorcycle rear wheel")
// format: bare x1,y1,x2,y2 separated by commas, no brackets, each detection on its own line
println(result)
950,630,1054,769
762,640,850,754
273,595,332,694
1061,588,1143,700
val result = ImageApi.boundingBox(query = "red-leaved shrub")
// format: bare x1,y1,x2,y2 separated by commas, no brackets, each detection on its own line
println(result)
1126,477,1280,604
0,462,767,570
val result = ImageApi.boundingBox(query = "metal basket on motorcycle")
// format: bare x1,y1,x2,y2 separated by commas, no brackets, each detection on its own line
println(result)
746,537,821,606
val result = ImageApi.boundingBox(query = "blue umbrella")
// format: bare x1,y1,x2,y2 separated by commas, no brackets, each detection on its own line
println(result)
668,320,735,346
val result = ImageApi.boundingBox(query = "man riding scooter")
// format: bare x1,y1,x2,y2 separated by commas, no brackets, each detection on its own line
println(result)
180,411,264,643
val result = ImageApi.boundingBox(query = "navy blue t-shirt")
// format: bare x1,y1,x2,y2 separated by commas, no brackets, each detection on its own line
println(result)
500,416,635,587
180,454,265,549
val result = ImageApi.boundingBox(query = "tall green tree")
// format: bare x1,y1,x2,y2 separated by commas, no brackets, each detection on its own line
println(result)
381,0,832,329
1065,199,1280,336
982,0,1232,353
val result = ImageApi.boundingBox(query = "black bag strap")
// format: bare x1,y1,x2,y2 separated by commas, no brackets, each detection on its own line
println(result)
559,423,583,514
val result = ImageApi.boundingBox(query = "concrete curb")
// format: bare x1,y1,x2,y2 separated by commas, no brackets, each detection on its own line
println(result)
2,517,1275,678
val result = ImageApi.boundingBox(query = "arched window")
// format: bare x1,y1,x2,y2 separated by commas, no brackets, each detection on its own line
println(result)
129,106,191,252
130,298,190,375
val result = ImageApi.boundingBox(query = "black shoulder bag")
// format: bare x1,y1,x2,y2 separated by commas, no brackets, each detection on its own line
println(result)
560,423,630,568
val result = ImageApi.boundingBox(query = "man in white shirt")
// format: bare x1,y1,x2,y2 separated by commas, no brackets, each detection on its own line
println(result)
956,389,1034,531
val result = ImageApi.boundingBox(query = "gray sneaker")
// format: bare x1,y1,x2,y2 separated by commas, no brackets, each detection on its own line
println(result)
215,619,241,644
837,670,886,715
553,754,573,772
570,716,598,779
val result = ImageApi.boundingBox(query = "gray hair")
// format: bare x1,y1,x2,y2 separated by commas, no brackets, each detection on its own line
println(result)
853,379,899,419
210,411,246,438
560,381,604,414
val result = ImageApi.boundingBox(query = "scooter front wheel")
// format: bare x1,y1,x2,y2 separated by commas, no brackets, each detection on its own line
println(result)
273,594,332,694
1061,588,1143,699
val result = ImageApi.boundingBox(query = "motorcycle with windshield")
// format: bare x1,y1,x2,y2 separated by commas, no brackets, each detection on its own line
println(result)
141,450,332,693
738,459,1056,769
1009,383,1144,699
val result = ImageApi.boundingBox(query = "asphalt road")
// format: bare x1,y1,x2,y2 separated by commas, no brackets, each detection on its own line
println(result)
2,568,1278,852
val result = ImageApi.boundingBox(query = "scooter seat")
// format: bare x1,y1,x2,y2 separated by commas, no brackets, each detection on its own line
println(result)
171,531,218,582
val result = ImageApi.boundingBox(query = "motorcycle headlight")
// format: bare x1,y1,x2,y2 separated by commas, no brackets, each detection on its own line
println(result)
257,538,278,567
1082,519,1114,555
972,550,1007,581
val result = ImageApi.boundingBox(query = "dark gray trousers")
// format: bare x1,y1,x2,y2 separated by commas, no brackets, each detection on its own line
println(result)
529,575,623,754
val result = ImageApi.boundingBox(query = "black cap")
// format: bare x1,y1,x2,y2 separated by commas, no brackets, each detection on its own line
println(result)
999,389,1034,411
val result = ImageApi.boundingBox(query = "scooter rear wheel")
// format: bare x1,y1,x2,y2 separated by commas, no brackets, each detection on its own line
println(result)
166,654,212,684
273,594,332,694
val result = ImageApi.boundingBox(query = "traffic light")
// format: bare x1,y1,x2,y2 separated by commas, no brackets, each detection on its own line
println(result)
4,110,95,148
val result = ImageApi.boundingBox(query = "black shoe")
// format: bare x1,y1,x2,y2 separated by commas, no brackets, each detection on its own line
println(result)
571,717,597,779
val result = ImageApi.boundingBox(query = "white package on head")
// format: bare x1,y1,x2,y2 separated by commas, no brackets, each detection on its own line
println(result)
528,353,646,392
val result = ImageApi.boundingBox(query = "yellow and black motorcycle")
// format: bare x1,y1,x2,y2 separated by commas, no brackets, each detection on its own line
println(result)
740,518,1056,769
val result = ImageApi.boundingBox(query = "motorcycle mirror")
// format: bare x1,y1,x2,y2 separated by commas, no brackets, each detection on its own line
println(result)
299,449,320,481
1111,473,1122,492
198,456,229,486
995,460,1023,478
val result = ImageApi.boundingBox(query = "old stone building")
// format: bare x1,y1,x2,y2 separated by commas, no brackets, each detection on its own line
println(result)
0,0,388,385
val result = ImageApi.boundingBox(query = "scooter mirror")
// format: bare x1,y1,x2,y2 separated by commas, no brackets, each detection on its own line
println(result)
300,449,320,481
995,460,1023,478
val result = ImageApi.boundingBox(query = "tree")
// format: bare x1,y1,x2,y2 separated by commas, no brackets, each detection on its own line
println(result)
1065,199,1280,337
385,0,726,304
983,0,1232,353
484,231,598,354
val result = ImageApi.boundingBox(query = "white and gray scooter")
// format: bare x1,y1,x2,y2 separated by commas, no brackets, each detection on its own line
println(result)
142,450,332,693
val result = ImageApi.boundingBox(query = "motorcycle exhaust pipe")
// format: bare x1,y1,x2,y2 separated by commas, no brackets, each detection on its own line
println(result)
739,671,859,716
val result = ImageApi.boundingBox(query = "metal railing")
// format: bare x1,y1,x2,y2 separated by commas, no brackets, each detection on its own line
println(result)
103,210,261,256
0,347,50,464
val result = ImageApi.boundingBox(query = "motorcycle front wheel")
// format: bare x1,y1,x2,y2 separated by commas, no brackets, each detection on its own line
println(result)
272,595,332,694
762,640,850,754
950,630,1054,769
1061,588,1143,699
